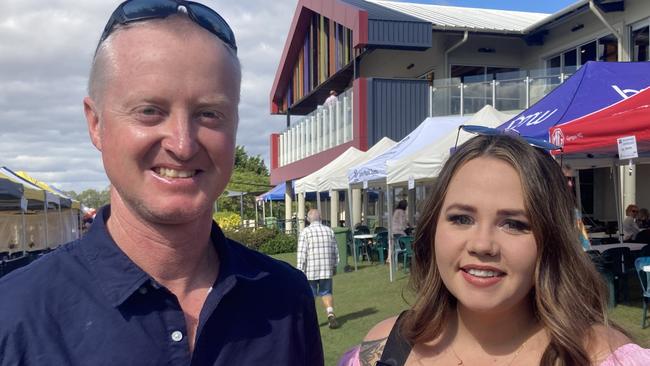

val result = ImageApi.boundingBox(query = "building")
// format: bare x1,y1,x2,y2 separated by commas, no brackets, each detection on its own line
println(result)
269,0,650,229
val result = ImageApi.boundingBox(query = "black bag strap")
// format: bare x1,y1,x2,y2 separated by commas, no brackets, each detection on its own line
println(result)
376,311,413,366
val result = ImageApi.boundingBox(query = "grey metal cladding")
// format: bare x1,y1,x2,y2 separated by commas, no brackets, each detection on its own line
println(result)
368,78,429,146
367,20,431,49
339,0,432,49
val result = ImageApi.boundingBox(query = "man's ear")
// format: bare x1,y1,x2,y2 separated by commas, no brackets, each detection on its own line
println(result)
84,96,103,151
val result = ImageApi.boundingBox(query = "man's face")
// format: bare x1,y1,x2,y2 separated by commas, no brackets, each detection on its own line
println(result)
85,19,240,224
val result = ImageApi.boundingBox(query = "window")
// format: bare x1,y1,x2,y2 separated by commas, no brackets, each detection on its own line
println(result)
545,35,618,74
632,25,649,61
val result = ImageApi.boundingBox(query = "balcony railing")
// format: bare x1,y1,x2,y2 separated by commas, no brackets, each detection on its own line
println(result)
276,68,572,168
279,88,353,167
430,67,571,116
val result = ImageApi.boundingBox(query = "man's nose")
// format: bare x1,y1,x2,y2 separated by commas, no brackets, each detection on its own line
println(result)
161,113,199,161
467,225,498,257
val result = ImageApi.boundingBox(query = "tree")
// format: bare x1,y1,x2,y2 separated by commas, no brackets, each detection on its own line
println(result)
66,188,111,208
218,146,271,221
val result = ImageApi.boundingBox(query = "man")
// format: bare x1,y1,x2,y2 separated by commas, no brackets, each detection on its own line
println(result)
0,1,323,365
297,209,340,329
623,203,641,241
324,89,338,106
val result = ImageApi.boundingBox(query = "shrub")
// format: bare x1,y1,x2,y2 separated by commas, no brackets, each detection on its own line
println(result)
213,211,241,231
259,233,297,255
223,227,278,251
223,226,297,255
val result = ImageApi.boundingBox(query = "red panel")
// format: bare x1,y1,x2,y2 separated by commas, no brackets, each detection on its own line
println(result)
269,0,369,113
550,88,650,155
270,141,356,185
270,134,280,170
353,77,368,151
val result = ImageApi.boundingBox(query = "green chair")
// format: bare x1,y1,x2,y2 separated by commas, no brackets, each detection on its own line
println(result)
373,226,387,234
372,231,388,264
397,236,414,273
635,256,650,328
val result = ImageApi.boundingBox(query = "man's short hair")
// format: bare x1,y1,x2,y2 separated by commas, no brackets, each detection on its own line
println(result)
307,209,321,223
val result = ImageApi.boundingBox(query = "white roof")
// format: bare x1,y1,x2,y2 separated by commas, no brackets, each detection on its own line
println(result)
317,137,396,192
367,0,549,33
386,105,513,185
295,147,364,194
348,115,470,186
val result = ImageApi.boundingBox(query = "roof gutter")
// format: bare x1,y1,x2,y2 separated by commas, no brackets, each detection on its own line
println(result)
444,31,469,78
523,0,588,33
588,0,621,39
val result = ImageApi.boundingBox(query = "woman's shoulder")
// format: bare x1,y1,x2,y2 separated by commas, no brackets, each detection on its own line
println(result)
586,325,645,364
356,316,399,366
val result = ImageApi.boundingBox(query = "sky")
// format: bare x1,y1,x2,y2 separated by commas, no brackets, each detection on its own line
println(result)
0,0,576,193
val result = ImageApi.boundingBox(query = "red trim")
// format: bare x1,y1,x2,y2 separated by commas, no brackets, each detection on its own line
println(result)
269,77,369,184
270,141,356,185
353,77,368,151
270,134,280,170
269,0,369,114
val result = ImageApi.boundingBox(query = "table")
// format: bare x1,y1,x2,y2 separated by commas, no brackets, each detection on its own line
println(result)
588,231,618,239
590,243,647,253
352,234,376,270
353,234,375,240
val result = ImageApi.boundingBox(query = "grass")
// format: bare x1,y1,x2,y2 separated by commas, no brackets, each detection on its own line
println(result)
271,252,650,366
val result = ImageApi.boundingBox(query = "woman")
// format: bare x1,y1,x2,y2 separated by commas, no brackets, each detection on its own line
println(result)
392,200,409,238
341,134,649,365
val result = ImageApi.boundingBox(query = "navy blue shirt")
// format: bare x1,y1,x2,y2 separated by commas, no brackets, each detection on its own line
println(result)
0,206,323,365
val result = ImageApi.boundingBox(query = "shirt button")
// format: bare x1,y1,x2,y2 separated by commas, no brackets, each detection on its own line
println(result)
171,331,183,342
138,287,148,295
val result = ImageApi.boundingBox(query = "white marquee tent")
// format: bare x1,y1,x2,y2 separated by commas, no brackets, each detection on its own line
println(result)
386,105,513,185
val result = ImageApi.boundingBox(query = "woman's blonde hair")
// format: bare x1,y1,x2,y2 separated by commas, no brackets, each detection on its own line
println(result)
401,134,621,365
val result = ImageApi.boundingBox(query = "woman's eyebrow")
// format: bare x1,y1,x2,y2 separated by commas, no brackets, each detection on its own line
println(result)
496,209,528,217
444,203,476,213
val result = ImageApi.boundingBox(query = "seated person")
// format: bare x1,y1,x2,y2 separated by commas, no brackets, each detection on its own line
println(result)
623,204,641,241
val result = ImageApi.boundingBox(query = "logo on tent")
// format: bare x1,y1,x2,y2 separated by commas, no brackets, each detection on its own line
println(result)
551,128,564,148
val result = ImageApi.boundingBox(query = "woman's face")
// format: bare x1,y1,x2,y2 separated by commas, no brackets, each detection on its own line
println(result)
434,157,537,315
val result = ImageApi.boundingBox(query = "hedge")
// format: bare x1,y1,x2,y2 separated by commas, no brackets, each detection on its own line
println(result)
223,227,297,255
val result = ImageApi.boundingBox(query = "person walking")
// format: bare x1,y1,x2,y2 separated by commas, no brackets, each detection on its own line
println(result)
298,209,340,329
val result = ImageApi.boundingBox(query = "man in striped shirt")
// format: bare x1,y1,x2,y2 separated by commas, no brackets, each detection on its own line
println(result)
297,209,340,328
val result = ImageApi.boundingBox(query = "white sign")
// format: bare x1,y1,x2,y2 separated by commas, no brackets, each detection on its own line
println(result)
20,197,28,212
363,180,368,189
408,176,415,190
617,136,638,160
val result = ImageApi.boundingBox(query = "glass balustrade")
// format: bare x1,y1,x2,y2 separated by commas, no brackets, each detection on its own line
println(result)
278,67,571,166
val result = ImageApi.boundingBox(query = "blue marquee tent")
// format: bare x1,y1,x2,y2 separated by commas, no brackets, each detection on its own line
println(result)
497,61,650,141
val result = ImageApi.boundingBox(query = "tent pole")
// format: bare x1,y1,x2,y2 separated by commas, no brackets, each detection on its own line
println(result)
387,184,394,282
44,198,49,249
255,200,259,229
21,208,27,254
348,187,357,271
611,163,624,244
58,204,63,246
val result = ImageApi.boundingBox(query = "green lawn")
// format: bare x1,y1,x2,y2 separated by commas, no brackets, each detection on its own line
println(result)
272,252,650,366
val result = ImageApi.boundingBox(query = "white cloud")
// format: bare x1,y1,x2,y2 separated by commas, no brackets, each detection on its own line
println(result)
0,0,296,192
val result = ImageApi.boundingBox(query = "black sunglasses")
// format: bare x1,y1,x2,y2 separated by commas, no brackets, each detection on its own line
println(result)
98,0,237,54
453,125,563,152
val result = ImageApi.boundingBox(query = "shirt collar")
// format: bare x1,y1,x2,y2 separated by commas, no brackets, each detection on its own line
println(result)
81,205,269,308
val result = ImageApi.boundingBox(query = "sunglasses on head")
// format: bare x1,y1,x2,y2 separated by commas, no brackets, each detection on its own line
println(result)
98,0,237,53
